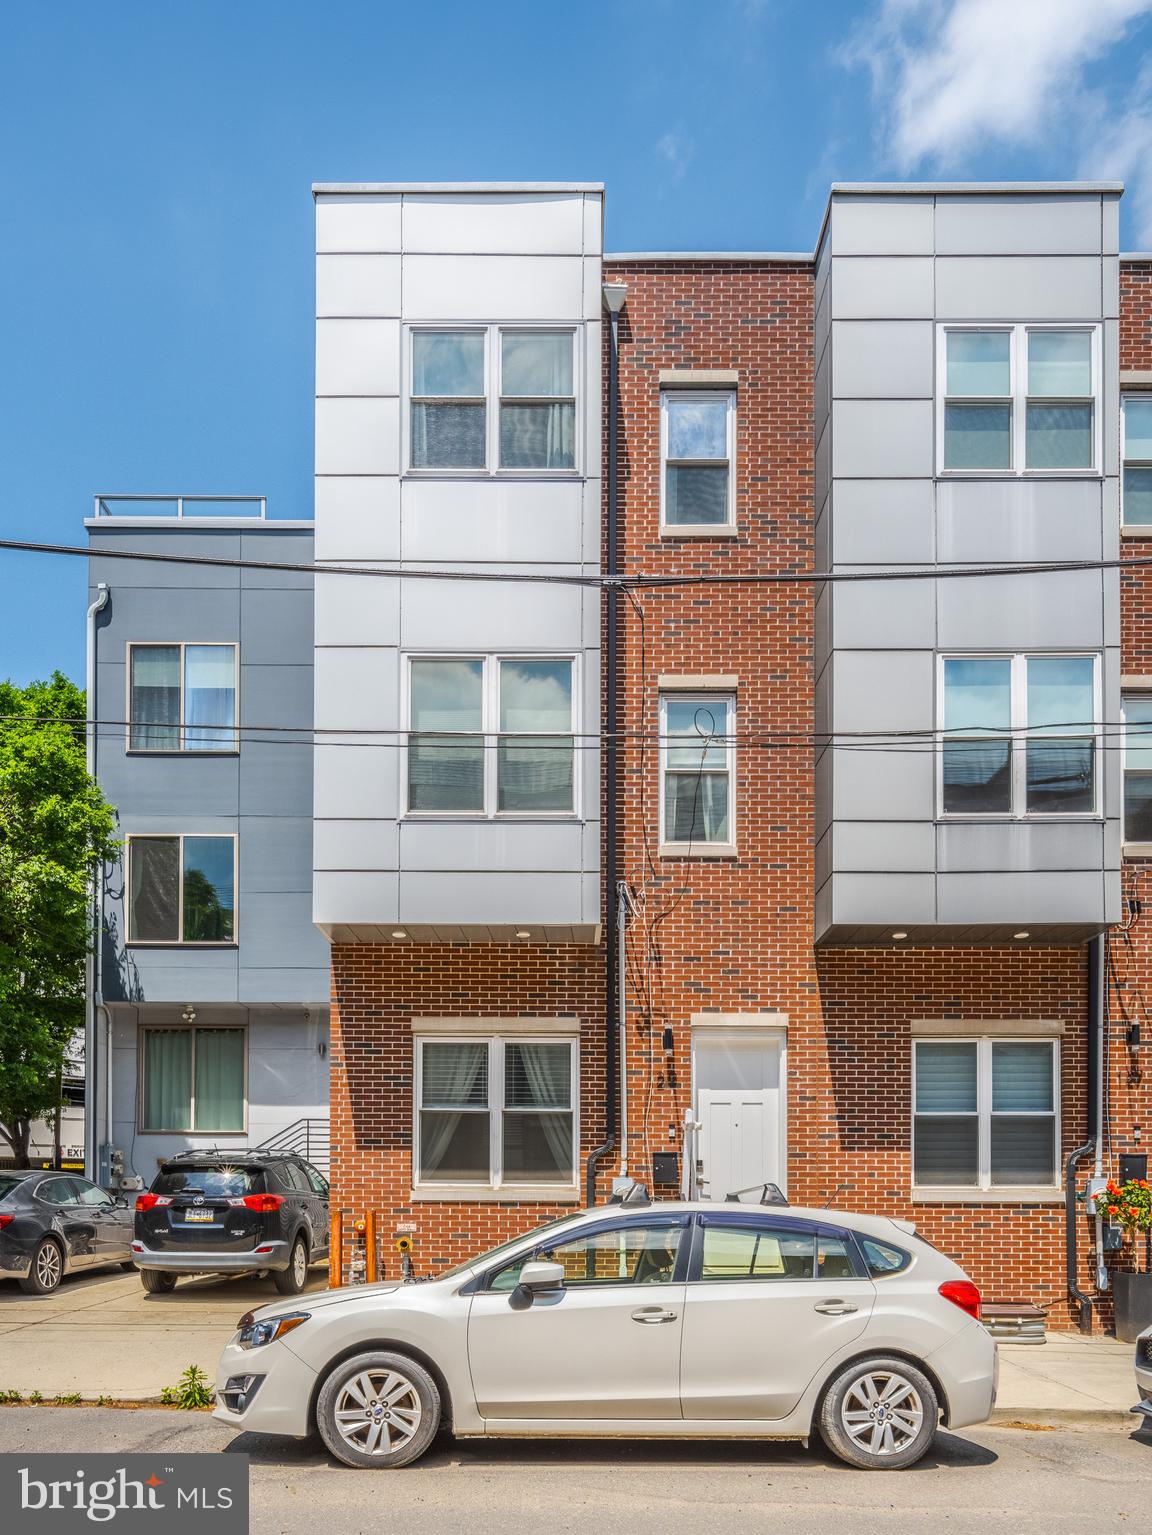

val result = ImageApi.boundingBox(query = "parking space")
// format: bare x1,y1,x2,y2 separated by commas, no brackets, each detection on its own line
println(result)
0,1263,329,1399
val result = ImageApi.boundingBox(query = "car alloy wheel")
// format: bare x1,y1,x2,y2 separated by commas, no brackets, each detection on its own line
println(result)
35,1241,62,1290
293,1241,307,1287
333,1368,423,1457
840,1370,924,1457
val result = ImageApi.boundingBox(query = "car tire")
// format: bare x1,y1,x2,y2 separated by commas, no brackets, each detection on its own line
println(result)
818,1355,939,1471
316,1350,441,1469
19,1238,64,1295
139,1269,177,1294
120,1261,137,1272
273,1236,309,1296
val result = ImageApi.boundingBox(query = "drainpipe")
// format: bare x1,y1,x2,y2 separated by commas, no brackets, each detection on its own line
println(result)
617,881,635,1179
586,281,627,1207
84,583,109,1182
1066,933,1103,1333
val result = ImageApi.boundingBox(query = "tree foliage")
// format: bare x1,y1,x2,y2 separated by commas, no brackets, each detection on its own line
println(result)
0,674,117,1163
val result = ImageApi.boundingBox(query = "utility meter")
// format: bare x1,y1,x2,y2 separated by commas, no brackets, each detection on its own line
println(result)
1085,1176,1110,1215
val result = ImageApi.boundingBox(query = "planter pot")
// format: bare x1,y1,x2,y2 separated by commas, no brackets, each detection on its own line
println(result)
1112,1268,1152,1343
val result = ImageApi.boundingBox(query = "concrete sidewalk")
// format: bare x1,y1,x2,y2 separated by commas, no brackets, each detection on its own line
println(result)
0,1269,1140,1422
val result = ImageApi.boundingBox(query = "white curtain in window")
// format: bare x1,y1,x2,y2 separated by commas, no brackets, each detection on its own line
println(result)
185,646,236,749
420,1042,487,1176
512,1043,572,1168
130,647,180,749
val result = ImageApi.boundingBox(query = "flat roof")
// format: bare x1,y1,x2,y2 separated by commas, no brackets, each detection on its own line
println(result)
312,181,604,196
606,251,811,264
828,180,1124,195
84,518,315,530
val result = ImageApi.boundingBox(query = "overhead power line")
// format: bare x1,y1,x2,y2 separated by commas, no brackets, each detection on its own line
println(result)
3,534,1152,589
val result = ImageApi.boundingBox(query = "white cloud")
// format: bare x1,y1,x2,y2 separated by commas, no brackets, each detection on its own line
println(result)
844,0,1152,172
1085,63,1152,244
656,130,693,182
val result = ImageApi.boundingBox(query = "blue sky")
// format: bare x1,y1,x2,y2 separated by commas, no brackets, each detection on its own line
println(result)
5,0,1152,684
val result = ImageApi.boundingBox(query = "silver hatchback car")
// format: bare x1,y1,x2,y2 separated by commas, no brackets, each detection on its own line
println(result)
214,1200,997,1471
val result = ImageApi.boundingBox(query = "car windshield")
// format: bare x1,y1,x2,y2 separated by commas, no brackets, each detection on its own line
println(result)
152,1165,264,1198
436,1214,579,1281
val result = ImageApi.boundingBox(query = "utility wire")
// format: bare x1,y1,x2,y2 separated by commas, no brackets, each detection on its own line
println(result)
4,534,1152,588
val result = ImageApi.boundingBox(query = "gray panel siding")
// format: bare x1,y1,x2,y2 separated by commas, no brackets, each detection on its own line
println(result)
816,187,1122,942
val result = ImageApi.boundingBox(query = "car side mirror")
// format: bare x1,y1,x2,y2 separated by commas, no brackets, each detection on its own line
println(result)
510,1260,565,1307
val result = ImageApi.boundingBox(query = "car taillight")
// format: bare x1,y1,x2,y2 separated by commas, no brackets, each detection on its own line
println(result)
135,1193,173,1212
242,1194,285,1213
939,1279,981,1321
0,1214,13,1228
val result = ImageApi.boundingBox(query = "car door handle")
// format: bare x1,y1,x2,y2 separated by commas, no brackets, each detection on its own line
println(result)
631,1307,678,1324
813,1300,858,1315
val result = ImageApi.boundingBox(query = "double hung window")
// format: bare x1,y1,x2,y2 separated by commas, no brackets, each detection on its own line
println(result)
1122,395,1152,526
409,328,577,472
140,1026,245,1132
940,325,1098,473
660,390,735,528
913,1038,1058,1190
407,656,576,816
1123,691,1152,844
659,693,735,847
128,644,237,751
416,1035,577,1190
126,834,236,944
939,654,1098,817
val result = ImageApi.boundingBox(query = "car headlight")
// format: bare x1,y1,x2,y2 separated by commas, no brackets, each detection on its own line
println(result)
235,1310,310,1350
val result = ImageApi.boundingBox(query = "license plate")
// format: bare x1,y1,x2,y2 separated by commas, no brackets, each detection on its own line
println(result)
183,1208,214,1223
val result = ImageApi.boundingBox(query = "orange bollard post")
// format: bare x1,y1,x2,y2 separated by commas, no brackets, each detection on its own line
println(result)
330,1208,344,1287
365,1209,377,1284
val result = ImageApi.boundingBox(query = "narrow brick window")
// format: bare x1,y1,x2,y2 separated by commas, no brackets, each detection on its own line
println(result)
1122,394,1152,525
1123,690,1152,844
659,692,735,849
660,390,735,529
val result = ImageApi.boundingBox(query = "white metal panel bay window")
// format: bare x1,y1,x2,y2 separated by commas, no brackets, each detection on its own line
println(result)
140,1025,246,1133
126,834,237,944
939,654,1099,818
407,655,576,816
415,1035,577,1191
913,1038,1059,1191
659,693,736,849
939,325,1099,474
660,390,735,528
408,327,578,473
127,643,238,751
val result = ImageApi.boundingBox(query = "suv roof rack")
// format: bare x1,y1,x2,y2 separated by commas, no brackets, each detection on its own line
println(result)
162,1148,294,1163
606,1181,651,1207
724,1182,789,1207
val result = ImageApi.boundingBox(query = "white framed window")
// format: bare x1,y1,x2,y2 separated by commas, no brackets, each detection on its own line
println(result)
414,1035,578,1191
659,692,736,849
139,1024,246,1133
127,643,238,752
407,326,578,474
1122,394,1152,527
660,389,735,529
938,324,1100,475
1123,689,1152,846
405,655,578,817
938,653,1100,819
912,1038,1059,1191
125,834,237,945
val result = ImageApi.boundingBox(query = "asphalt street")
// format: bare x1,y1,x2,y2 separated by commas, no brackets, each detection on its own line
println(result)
0,1408,1148,1535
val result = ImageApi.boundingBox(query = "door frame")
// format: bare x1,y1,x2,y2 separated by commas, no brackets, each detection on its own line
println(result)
689,1014,788,1198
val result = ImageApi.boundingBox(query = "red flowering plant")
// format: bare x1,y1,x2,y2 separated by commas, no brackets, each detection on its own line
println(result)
1101,1179,1152,1271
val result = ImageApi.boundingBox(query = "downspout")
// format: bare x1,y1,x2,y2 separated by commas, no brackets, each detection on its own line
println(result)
586,280,627,1206
1066,933,1103,1334
84,583,109,1182
617,880,634,1179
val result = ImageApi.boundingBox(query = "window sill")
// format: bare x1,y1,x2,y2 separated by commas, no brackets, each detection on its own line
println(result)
411,1185,582,1203
1124,843,1152,860
658,842,738,860
659,525,739,540
1121,524,1152,538
911,1187,1064,1205
138,1129,247,1138
125,942,239,950
125,750,240,758
401,813,582,824
935,471,1102,481
401,469,583,481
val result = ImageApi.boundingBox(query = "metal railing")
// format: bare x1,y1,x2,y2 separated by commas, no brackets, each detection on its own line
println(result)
255,1117,330,1174
93,494,267,519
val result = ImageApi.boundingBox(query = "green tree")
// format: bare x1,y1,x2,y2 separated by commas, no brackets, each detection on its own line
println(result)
0,674,116,1165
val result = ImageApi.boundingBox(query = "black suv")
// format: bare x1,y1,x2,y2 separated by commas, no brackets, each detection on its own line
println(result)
132,1152,329,1295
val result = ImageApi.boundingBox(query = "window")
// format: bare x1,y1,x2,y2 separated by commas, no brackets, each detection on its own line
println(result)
661,390,735,528
409,327,577,472
659,693,735,847
939,654,1098,817
939,325,1098,474
36,1177,79,1207
128,643,237,752
415,1035,577,1190
1123,692,1152,844
126,835,236,944
487,1219,686,1291
913,1038,1058,1190
140,1027,245,1133
699,1220,815,1281
407,656,576,816
858,1236,912,1277
1122,395,1152,526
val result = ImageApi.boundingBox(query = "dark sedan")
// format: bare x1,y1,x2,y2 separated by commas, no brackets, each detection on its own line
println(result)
0,1171,135,1294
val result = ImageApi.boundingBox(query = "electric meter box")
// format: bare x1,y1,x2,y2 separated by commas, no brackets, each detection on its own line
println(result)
1085,1176,1110,1214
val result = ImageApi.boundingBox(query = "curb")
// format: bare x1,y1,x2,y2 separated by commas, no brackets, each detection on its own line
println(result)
991,1407,1142,1429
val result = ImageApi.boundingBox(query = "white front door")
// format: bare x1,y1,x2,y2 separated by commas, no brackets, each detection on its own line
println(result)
694,1031,783,1200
